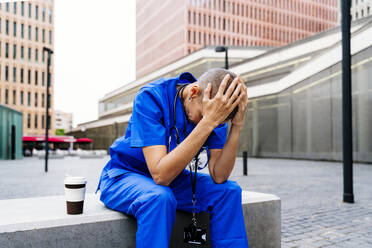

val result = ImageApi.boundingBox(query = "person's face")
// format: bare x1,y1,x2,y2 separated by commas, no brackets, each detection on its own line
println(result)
183,84,229,125
183,84,203,124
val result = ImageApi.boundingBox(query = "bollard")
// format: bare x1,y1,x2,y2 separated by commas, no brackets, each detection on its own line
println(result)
243,151,248,176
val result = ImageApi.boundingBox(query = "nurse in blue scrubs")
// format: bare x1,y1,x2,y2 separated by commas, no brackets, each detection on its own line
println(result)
96,68,249,248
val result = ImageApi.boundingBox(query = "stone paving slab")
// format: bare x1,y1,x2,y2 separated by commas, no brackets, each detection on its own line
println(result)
1,156,372,247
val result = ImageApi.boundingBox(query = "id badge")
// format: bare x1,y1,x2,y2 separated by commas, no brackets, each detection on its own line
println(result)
184,223,207,245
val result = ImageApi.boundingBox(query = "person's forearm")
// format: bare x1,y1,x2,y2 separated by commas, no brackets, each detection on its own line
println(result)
212,124,243,183
155,119,216,186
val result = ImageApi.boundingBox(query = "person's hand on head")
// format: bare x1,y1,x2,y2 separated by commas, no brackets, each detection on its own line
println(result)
231,76,248,127
202,74,244,128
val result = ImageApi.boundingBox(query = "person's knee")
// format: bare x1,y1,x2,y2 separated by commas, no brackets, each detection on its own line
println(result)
222,181,242,199
151,186,177,208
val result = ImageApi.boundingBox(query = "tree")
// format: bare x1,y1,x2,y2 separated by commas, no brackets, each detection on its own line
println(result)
55,129,65,136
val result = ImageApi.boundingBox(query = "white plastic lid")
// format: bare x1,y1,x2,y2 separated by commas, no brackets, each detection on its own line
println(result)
64,176,87,185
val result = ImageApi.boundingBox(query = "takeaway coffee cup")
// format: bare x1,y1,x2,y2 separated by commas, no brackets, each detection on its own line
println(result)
64,176,87,215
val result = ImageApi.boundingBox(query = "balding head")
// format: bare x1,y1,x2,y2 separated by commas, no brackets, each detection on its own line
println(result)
197,68,239,121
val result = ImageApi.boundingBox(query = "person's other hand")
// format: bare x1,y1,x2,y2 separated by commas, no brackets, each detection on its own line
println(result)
231,78,248,127
202,74,244,128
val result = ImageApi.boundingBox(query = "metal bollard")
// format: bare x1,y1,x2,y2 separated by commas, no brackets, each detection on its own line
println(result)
243,151,248,176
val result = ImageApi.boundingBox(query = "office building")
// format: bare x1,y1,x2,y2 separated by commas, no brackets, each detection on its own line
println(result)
54,110,73,133
0,0,54,136
136,0,338,78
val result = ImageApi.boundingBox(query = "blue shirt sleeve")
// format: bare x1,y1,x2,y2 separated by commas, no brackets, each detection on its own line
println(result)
129,89,167,147
205,123,228,149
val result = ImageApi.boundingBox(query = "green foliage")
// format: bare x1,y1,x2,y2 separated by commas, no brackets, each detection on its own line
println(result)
55,129,65,136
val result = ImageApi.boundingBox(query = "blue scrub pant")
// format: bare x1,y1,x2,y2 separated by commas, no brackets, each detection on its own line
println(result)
99,169,249,248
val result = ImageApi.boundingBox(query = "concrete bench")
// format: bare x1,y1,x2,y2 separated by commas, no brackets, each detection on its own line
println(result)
79,155,105,159
0,191,280,248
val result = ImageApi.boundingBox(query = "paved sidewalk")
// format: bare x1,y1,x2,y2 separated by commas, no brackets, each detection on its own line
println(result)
230,158,372,248
0,157,371,247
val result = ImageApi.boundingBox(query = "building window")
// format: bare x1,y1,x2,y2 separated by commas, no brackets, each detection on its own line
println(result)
13,2,17,14
5,20,9,35
13,21,16,37
27,92,31,106
42,93,45,107
21,68,24,83
28,69,31,84
35,49,38,62
6,2,9,12
20,91,24,105
13,90,16,104
42,8,46,21
42,29,45,43
5,42,9,58
35,93,38,107
13,44,16,59
21,46,24,60
28,47,31,61
5,89,8,104
28,3,32,18
5,66,9,81
361,9,364,17
28,25,31,40
48,10,52,23
27,114,31,128
21,2,24,16
13,67,16,82
42,115,45,129
35,115,38,128
42,72,45,86
49,30,52,44
35,70,38,85
35,27,38,41
21,23,24,38
35,5,39,20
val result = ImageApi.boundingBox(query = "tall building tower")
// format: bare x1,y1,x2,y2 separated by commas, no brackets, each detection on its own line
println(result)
0,0,54,136
136,0,338,79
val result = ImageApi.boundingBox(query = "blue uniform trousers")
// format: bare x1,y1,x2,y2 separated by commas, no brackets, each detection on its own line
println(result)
99,169,249,248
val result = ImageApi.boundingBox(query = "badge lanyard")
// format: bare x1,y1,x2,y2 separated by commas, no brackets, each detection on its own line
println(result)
169,84,200,226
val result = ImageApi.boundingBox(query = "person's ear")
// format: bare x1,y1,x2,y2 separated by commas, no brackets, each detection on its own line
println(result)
190,85,201,99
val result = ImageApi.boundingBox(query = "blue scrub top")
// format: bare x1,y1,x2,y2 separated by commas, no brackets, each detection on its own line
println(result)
102,72,228,180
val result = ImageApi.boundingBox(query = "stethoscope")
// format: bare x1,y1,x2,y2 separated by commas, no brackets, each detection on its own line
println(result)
168,84,210,170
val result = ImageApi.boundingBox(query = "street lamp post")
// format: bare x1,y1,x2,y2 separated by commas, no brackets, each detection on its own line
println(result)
43,47,53,173
215,46,229,69
341,0,354,203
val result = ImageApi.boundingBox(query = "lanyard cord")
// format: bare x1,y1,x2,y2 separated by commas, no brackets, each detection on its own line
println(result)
172,84,199,225
172,84,188,144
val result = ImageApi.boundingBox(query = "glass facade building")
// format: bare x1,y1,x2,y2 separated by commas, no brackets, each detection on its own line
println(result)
240,46,372,163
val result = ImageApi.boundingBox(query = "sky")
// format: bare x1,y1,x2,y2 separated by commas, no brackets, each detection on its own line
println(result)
54,0,136,127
